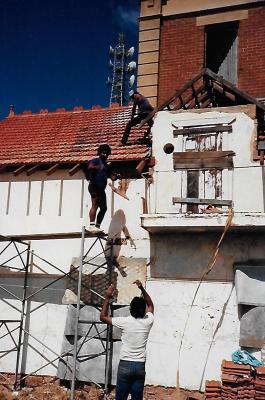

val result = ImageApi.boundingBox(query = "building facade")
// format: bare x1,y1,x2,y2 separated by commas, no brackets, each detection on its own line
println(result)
137,0,265,106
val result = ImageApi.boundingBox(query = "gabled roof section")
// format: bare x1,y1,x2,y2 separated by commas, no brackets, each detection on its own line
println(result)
0,105,149,169
140,68,265,162
144,68,265,116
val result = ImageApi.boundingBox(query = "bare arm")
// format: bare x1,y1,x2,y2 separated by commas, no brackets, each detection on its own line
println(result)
100,285,116,325
131,101,137,119
133,280,154,314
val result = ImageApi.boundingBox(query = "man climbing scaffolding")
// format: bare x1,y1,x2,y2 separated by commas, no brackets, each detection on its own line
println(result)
82,144,119,233
121,91,154,145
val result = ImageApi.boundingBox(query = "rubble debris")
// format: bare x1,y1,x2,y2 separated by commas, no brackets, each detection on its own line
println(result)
0,382,204,400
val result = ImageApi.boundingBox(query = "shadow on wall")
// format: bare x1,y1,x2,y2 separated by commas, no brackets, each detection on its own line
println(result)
105,209,135,277
63,209,138,306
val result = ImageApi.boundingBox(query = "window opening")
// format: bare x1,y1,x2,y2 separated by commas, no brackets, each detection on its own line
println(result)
205,21,239,85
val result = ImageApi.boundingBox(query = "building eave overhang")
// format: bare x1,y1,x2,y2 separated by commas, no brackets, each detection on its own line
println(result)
141,213,265,233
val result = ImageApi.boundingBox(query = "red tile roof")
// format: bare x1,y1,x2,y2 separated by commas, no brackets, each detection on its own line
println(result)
0,105,149,166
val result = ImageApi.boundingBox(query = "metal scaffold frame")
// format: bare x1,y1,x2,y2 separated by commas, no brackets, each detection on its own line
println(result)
0,229,118,399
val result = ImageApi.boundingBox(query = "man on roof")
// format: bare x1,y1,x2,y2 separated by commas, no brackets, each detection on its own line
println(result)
82,144,119,233
121,91,154,146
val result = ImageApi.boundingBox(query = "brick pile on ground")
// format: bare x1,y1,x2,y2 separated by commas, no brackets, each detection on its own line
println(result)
255,366,265,400
205,360,265,400
204,380,222,400
221,360,254,399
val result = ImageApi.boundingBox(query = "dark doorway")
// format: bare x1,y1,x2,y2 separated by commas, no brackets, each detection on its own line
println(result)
205,21,239,84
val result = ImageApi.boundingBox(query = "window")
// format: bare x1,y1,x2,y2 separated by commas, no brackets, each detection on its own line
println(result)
205,21,239,85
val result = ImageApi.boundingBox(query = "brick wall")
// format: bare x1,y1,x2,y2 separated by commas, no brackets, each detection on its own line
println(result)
238,7,265,98
158,7,265,104
158,18,204,104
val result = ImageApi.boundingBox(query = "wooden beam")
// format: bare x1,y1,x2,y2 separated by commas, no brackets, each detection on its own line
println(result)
186,88,208,109
0,231,107,242
174,151,235,159
148,156,156,167
187,86,205,109
136,159,148,174
173,125,233,136
172,197,232,207
205,68,265,111
69,163,81,176
14,165,26,176
108,183,129,200
173,151,235,169
139,68,207,127
181,85,205,108
46,163,60,176
200,98,211,109
213,82,236,102
27,164,40,176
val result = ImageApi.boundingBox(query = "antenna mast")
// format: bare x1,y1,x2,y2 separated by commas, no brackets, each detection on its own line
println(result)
107,33,136,106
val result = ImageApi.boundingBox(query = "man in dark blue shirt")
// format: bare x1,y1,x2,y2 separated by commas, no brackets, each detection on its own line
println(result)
83,144,118,233
121,91,154,145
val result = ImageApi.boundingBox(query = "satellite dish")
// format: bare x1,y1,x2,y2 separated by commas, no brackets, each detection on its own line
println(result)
109,60,114,68
109,45,114,55
127,46,134,57
106,77,112,85
128,61,136,73
128,75,135,87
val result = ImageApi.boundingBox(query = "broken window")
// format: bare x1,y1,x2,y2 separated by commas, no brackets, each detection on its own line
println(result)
172,118,234,213
205,21,239,85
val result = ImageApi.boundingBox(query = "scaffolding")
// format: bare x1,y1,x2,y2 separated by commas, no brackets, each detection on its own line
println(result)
0,228,120,399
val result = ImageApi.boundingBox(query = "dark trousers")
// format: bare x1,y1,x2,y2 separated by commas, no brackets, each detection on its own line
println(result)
88,184,107,227
115,360,146,400
122,112,153,144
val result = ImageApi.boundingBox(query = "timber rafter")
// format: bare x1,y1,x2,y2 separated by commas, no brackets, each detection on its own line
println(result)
140,68,265,164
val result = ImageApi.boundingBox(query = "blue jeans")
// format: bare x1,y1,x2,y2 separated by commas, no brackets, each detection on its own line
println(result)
115,360,146,400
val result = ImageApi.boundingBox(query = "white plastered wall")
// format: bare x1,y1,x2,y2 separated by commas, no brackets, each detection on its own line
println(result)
150,108,265,214
0,171,149,376
145,280,239,390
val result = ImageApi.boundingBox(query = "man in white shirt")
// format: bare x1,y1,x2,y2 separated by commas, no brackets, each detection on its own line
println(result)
100,280,154,400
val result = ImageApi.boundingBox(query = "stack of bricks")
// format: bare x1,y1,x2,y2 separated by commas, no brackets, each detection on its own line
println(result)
221,360,254,399
255,366,265,399
205,380,222,400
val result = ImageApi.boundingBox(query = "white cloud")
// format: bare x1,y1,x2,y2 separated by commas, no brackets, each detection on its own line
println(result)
116,5,138,31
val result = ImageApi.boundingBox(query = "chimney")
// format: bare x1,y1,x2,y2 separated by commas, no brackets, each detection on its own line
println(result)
8,105,15,117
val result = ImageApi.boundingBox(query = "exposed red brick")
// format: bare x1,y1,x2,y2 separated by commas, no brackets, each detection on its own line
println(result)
158,17,204,104
238,7,265,98
158,6,265,104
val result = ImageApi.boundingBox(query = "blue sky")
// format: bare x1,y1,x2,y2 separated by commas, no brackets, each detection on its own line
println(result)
0,0,139,119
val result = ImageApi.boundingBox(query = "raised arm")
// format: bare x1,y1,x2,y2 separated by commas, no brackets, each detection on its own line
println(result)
133,280,154,314
100,284,116,325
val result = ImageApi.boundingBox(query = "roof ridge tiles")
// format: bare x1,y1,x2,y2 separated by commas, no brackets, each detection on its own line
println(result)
8,104,132,119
